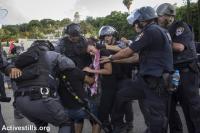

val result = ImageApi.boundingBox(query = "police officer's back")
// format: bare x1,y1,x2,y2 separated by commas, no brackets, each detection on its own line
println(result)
14,40,76,133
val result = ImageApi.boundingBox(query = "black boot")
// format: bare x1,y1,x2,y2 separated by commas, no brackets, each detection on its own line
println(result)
102,122,113,133
14,109,24,119
112,124,128,133
126,122,134,133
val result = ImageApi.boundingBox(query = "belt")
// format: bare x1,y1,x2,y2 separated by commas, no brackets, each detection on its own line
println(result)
179,68,190,73
15,91,30,97
142,75,162,89
15,87,57,99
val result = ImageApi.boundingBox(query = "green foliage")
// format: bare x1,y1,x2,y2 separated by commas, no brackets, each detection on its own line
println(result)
102,11,135,38
60,18,71,27
0,25,19,41
123,0,133,11
176,2,200,41
0,1,199,41
86,11,135,39
2,25,19,35
0,11,135,40
80,21,97,36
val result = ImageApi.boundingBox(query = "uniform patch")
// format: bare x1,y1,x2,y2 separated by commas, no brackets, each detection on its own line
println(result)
166,32,172,41
135,32,144,41
176,27,184,36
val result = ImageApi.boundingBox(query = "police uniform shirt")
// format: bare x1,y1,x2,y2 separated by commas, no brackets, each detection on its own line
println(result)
168,21,197,65
129,23,173,77
168,21,194,50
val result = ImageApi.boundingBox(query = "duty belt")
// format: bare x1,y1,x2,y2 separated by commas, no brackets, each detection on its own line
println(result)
15,87,57,100
179,67,190,73
176,61,199,73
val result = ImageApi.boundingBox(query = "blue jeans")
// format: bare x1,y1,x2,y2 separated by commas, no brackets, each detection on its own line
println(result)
65,99,99,123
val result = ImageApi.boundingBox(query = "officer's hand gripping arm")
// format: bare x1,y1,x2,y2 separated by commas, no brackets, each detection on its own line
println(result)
172,42,185,52
9,68,22,79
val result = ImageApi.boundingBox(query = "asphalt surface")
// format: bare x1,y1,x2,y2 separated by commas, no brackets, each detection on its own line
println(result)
1,89,188,133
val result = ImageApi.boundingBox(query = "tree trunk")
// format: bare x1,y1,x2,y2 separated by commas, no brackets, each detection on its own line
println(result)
198,0,200,41
186,0,191,24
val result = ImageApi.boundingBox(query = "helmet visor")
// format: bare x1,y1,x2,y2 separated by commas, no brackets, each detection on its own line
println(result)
99,26,116,37
127,10,141,25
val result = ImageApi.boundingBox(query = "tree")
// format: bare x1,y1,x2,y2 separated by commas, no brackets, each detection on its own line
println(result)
86,11,135,38
26,20,43,39
123,0,133,12
60,18,71,27
40,19,56,34
28,20,42,31
86,16,95,25
186,0,191,23
80,21,97,36
2,25,19,35
40,19,55,28
177,2,199,41
1,2,199,41
19,23,28,32
101,11,134,38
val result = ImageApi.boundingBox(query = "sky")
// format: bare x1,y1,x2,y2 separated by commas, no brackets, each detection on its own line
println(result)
0,0,198,25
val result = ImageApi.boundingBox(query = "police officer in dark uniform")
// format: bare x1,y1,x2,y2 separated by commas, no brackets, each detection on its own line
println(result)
101,6,174,133
55,23,91,69
98,26,134,133
8,45,25,119
0,47,22,133
196,42,200,54
0,48,11,102
14,40,76,133
157,3,200,133
55,23,93,133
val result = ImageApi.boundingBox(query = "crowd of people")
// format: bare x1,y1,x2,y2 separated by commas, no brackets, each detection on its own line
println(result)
0,3,200,133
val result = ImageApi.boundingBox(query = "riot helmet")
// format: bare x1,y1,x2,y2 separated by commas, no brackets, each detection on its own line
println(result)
99,26,119,39
30,40,55,51
64,23,81,36
127,6,157,25
156,3,176,16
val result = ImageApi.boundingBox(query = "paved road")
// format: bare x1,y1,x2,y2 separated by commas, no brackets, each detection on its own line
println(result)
1,89,188,133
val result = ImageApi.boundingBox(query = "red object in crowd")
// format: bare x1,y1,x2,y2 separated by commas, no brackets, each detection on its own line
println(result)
9,40,15,54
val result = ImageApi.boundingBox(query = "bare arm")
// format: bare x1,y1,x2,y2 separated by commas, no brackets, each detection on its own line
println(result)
172,42,185,52
83,62,112,75
111,47,134,60
105,44,121,52
91,62,112,75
